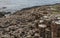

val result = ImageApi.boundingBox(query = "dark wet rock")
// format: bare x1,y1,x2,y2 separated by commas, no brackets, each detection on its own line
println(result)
0,12,5,17
0,12,11,18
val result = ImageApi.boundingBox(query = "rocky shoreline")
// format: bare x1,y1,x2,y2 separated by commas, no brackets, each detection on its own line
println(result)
0,4,60,38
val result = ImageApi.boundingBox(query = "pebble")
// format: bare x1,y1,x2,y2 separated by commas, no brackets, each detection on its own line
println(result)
38,24,46,28
39,20,44,23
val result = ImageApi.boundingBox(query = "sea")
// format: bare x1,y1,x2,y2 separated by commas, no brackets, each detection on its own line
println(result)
0,0,60,12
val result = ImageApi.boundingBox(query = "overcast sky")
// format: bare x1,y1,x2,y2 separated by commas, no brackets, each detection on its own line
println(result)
0,0,60,12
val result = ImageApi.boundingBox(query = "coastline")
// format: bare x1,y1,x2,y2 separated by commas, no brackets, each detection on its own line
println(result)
0,3,60,38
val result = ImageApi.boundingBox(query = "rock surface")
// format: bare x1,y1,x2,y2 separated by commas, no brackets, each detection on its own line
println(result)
0,4,60,38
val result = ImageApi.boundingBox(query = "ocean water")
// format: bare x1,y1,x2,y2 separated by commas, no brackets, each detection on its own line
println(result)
0,0,60,12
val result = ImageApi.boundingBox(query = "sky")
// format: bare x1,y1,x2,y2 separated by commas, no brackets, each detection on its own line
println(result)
0,0,60,12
